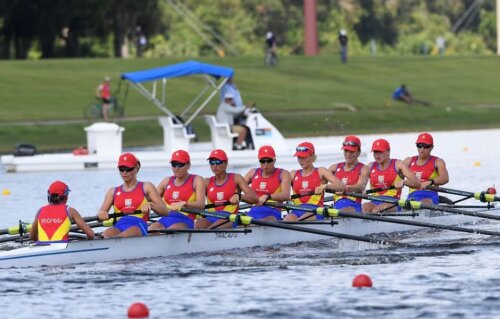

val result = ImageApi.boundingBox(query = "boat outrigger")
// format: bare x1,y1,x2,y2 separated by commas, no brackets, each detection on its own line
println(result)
1,60,347,173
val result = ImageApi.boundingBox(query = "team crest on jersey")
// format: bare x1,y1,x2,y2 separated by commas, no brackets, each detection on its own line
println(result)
217,192,224,201
302,181,309,189
377,176,385,185
259,182,267,190
415,172,423,180
125,198,132,207
342,177,348,185
172,191,179,199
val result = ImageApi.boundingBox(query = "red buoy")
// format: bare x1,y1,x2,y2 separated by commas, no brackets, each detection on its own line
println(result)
128,302,149,318
487,187,497,195
352,274,373,288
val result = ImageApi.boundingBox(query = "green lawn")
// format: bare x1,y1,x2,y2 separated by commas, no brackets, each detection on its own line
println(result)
1,55,500,153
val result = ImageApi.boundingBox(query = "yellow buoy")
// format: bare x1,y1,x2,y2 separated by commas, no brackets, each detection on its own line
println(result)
473,161,481,167
2,188,11,196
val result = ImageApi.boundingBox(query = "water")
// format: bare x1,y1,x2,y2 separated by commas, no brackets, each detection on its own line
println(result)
1,129,500,318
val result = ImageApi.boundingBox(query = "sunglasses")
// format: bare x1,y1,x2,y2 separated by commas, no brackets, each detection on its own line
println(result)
296,146,311,152
259,158,274,164
416,143,432,149
208,159,225,166
118,166,135,173
171,161,187,168
342,141,359,147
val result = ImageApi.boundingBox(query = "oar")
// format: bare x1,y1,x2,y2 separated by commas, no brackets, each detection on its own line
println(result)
365,186,396,194
344,192,500,221
263,202,500,237
204,202,252,210
428,186,500,203
179,207,405,247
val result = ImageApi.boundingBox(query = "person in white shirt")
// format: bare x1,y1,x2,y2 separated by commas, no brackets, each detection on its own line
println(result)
216,92,249,150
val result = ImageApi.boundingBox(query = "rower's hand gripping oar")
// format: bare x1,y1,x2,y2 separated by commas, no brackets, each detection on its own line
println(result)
344,192,500,221
179,207,406,247
264,201,500,237
427,186,500,203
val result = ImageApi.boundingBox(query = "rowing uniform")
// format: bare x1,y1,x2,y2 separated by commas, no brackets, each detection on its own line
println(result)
408,156,439,204
369,159,403,211
206,173,238,227
247,168,283,220
35,204,71,244
291,168,324,219
112,182,149,235
332,162,364,212
158,175,198,229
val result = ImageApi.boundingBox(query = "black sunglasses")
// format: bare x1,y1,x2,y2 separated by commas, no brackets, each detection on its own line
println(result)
416,143,432,149
259,158,274,164
208,159,225,166
296,146,311,152
118,166,135,173
171,161,187,168
342,141,359,147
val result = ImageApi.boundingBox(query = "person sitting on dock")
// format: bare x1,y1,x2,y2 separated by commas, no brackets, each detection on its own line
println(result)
359,139,421,213
97,152,169,238
403,132,449,204
284,142,346,221
216,92,250,150
328,136,367,213
148,150,206,231
243,145,292,221
30,181,94,243
196,149,258,229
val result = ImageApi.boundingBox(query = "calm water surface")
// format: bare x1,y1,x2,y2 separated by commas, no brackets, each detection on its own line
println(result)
1,130,500,318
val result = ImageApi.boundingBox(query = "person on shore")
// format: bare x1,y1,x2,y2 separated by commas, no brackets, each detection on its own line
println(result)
360,139,421,213
243,145,291,221
392,84,432,106
216,92,250,150
29,181,94,243
196,149,258,229
338,29,348,63
403,132,449,204
284,142,346,221
148,150,205,231
97,153,169,237
96,76,111,121
328,136,367,212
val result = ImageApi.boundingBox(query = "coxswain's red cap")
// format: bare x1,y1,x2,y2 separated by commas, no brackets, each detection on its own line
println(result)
293,142,315,157
207,149,228,161
118,153,139,168
341,135,361,152
48,181,70,196
415,132,434,145
258,145,276,159
371,139,390,152
170,150,190,163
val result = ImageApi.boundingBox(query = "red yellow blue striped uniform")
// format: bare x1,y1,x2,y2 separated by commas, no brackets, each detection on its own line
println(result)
158,175,197,228
291,168,323,219
248,168,283,220
112,181,149,235
333,162,364,212
408,155,440,204
35,204,71,243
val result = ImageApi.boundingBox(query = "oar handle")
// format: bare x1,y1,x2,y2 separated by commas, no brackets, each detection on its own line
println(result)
204,201,231,209
365,186,396,194
428,186,500,202
290,191,316,199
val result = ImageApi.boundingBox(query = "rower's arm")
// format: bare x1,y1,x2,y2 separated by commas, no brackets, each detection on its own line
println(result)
144,182,169,216
320,167,346,193
185,175,206,210
433,158,449,186
29,213,39,241
97,188,115,221
69,207,95,240
236,174,259,204
271,169,292,202
347,164,369,193
397,160,421,189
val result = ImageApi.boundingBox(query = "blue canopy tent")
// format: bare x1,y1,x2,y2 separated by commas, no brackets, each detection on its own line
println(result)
121,60,234,126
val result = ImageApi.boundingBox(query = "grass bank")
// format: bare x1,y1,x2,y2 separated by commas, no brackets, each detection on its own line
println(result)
1,55,499,153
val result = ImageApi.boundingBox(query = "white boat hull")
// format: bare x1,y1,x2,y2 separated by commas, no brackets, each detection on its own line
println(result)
0,210,489,268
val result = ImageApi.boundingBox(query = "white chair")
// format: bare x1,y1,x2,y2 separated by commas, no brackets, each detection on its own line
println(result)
204,115,238,150
158,116,196,153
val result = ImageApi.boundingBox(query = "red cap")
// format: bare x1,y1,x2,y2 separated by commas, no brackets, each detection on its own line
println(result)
416,132,433,145
371,139,390,152
294,142,315,157
118,152,139,168
48,180,70,196
258,145,276,159
170,150,190,163
341,135,361,152
207,149,228,161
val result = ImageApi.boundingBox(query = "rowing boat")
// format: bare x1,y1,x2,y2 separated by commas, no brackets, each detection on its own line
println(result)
0,209,490,268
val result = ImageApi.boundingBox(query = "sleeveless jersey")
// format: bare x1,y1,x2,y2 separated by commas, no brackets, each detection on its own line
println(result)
163,174,197,220
369,159,402,198
101,83,111,99
250,168,282,197
113,181,149,222
36,204,71,243
333,162,364,203
408,156,439,194
207,173,238,214
292,168,323,206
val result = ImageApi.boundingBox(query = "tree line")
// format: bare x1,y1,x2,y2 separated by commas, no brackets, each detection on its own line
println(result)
0,0,496,59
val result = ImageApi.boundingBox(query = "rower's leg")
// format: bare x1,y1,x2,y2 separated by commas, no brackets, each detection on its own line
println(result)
372,203,398,213
101,227,121,238
117,226,143,238
283,213,298,221
195,218,211,229
167,222,190,230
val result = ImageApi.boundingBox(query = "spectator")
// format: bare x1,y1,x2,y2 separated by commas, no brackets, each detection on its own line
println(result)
135,26,147,58
220,77,244,108
216,92,249,150
392,84,432,106
96,76,111,121
338,29,348,63
265,31,278,66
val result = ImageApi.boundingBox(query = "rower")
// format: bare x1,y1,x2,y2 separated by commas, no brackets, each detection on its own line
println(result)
284,142,345,221
97,152,169,238
149,150,206,231
243,145,292,221
403,132,449,204
328,135,367,213
29,181,94,243
360,139,420,213
196,149,258,229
